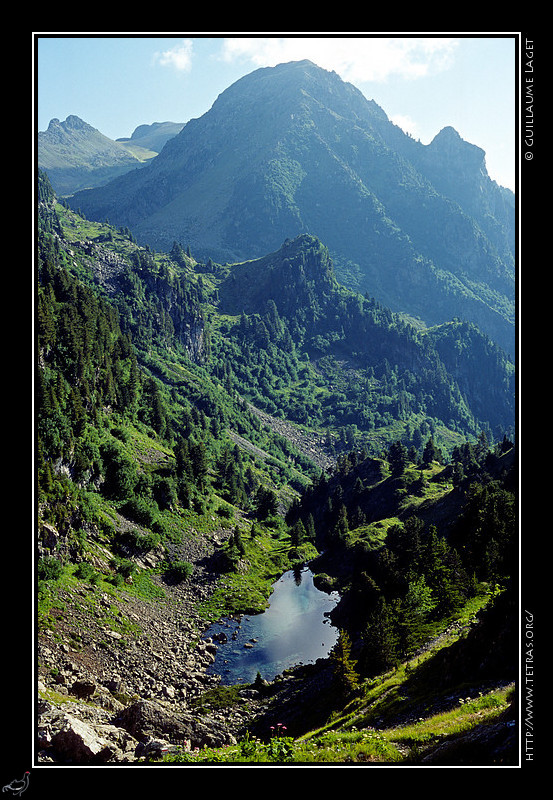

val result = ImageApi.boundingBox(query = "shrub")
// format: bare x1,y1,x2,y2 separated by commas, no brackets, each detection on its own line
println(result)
101,441,138,500
123,496,160,528
166,560,193,583
38,557,63,582
74,562,100,584
115,558,136,579
117,529,161,554
216,504,234,519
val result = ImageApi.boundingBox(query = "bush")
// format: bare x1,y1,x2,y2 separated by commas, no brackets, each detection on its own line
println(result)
101,441,138,500
38,557,63,582
115,558,136,579
74,562,100,584
166,560,193,583
109,558,137,586
216,504,234,519
117,529,161,554
123,496,160,528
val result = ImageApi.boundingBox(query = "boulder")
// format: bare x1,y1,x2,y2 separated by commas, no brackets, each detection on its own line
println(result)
135,736,184,760
37,699,139,764
71,679,96,700
113,699,236,749
48,714,118,763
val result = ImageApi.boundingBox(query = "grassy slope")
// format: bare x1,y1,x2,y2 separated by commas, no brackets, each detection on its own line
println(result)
161,602,516,764
37,195,517,767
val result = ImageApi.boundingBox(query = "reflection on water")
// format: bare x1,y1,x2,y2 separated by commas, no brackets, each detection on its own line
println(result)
204,566,340,685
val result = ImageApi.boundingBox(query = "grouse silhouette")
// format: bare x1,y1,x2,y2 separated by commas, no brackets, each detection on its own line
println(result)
2,772,29,797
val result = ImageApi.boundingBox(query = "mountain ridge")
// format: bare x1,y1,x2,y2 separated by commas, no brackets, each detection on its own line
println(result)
215,232,514,438
35,169,518,766
38,115,162,195
66,60,515,356
116,121,185,152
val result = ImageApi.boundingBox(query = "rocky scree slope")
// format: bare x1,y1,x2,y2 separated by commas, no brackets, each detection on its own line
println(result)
37,521,276,764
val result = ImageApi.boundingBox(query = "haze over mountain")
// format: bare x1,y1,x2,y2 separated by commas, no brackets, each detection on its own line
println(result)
115,120,185,152
68,60,515,357
38,116,183,195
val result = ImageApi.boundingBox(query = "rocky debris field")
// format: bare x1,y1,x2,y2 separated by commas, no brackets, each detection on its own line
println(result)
245,402,335,472
36,528,276,764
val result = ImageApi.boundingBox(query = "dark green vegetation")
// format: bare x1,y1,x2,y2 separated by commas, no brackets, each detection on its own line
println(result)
215,234,514,442
67,60,515,357
288,436,516,675
36,166,517,765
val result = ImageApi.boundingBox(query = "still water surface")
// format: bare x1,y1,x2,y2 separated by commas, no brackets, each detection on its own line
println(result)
204,566,340,685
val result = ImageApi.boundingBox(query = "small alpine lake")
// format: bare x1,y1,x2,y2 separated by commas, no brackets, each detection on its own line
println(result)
204,565,340,685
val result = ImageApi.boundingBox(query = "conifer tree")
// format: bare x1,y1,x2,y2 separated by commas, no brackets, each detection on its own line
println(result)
304,513,316,542
331,504,349,544
361,596,400,676
290,519,306,547
233,526,246,556
422,437,442,466
388,440,408,476
256,486,278,520
330,630,359,697
189,441,209,492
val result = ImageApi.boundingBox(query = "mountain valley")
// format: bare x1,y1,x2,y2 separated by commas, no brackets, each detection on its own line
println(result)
34,59,519,769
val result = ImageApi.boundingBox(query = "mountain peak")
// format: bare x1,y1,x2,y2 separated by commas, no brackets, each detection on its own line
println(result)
219,233,335,318
209,59,387,124
428,125,486,164
46,115,94,134
66,60,514,354
433,125,462,141
38,114,150,195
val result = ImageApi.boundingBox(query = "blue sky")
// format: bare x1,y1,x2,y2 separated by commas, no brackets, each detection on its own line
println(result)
35,34,518,191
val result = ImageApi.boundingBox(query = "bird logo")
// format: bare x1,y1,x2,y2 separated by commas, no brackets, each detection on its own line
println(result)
2,773,30,797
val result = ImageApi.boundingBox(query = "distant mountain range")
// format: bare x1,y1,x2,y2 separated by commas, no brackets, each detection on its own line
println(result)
115,120,185,152
37,116,184,195
59,60,515,357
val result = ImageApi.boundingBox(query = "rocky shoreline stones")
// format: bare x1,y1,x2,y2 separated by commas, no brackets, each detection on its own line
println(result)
36,526,273,764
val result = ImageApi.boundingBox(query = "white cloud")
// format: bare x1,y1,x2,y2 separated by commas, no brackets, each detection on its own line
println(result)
220,36,459,83
389,113,420,139
154,39,194,71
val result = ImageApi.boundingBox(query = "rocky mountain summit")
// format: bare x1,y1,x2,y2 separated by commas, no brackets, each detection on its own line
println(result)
38,115,157,195
67,60,515,355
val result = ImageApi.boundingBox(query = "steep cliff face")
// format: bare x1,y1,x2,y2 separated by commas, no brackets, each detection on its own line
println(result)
424,126,488,186
415,126,515,267
164,298,209,364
